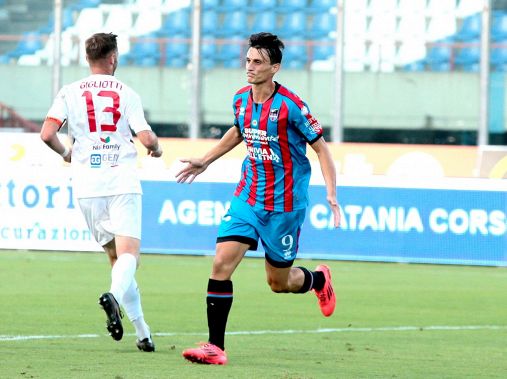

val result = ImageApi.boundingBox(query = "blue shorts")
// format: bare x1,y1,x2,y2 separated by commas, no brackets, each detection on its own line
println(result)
217,196,306,268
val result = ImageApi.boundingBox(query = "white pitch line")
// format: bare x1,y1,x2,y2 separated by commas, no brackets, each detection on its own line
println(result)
1,325,506,342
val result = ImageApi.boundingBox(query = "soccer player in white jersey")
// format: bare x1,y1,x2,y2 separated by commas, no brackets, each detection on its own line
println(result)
40,32,163,352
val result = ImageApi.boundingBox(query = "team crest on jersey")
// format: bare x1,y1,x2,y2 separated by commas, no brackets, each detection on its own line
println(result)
269,109,279,122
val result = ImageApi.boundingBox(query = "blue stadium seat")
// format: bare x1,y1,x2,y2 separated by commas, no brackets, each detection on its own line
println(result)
218,37,243,66
461,62,479,72
127,33,161,65
201,57,217,69
403,60,426,72
218,0,245,12
312,39,334,61
428,61,451,72
283,59,306,69
202,0,220,10
454,40,480,70
70,0,100,11
456,13,481,41
202,11,219,36
282,38,307,69
165,34,189,61
249,12,277,36
39,8,74,34
201,39,218,68
160,8,191,36
215,11,248,38
424,39,453,71
135,56,159,67
7,31,43,58
278,12,307,39
307,11,336,39
490,39,507,71
276,0,307,13
0,54,10,64
166,57,188,68
491,11,507,41
307,0,336,13
247,0,276,13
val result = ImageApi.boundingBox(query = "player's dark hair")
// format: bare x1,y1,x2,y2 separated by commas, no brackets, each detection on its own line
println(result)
85,33,118,61
248,32,284,64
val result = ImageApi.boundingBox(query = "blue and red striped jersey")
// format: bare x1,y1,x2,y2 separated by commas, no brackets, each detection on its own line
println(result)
232,82,323,212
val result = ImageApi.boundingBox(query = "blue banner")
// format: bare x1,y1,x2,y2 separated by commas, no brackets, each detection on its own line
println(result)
141,181,507,266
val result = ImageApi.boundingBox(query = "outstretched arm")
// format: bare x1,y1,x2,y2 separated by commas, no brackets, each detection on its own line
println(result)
310,137,340,228
176,126,243,184
40,118,72,163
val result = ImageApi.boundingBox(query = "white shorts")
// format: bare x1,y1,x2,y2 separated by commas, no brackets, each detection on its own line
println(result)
78,194,142,246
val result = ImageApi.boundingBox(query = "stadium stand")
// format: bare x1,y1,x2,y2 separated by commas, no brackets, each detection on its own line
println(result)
278,11,307,39
250,11,277,37
307,11,335,39
163,34,189,68
202,0,219,11
455,13,482,41
307,0,335,13
491,11,507,41
201,10,219,36
218,36,243,68
5,31,43,58
159,7,190,36
201,38,218,69
122,31,160,66
454,39,481,71
491,39,507,71
425,38,454,71
247,0,277,13
215,10,248,38
282,38,307,69
217,0,244,13
276,0,307,13
0,0,505,72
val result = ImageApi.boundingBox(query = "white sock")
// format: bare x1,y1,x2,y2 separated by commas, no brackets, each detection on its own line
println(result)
123,278,151,340
110,253,137,307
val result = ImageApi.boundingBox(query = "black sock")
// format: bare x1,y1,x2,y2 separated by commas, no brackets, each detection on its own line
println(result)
296,267,325,293
207,279,233,351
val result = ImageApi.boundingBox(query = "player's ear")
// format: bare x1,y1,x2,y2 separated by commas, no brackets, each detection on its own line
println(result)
271,63,280,74
109,51,117,65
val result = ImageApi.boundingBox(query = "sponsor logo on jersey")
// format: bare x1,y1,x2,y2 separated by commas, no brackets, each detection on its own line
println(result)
90,154,101,168
92,143,120,151
242,129,279,144
304,116,322,134
100,137,110,143
90,152,119,168
247,146,280,162
301,106,309,116
269,108,279,122
239,107,245,116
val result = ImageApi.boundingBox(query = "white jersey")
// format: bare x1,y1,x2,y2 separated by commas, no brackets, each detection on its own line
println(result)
46,74,152,198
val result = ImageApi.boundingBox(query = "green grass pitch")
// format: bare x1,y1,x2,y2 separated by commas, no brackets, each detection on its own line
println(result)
0,250,506,378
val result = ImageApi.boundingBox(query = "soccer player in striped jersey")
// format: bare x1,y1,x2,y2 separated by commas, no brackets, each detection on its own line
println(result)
177,32,340,365
41,33,162,352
